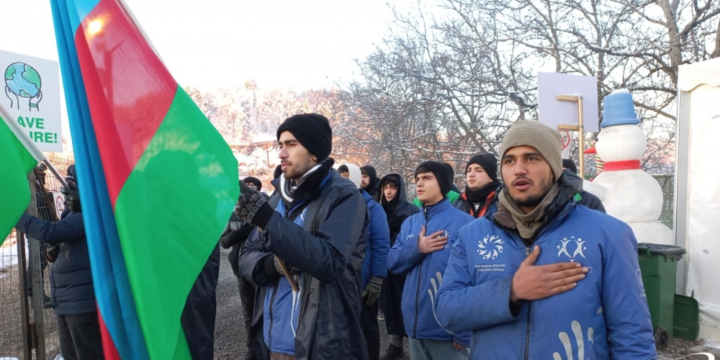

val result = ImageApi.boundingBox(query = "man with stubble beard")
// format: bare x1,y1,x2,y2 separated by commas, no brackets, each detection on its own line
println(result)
237,113,370,360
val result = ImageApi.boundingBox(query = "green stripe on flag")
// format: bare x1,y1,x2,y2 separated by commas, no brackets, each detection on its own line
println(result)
0,115,38,243
114,87,238,360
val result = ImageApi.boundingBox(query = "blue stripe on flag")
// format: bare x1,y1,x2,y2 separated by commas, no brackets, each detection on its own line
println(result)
67,0,101,36
50,0,150,359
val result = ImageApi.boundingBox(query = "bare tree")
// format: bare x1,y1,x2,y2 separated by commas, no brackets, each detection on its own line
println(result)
342,0,719,176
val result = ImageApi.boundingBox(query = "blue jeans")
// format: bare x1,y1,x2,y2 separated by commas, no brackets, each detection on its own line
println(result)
408,338,469,360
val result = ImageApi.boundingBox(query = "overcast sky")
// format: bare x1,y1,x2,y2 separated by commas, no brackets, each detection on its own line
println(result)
1,0,411,143
1,0,406,91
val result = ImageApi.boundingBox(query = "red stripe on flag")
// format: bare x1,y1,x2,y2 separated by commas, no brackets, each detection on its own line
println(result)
75,0,177,206
97,307,121,360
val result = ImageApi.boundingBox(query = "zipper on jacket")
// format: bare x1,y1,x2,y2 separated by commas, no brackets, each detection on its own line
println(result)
523,246,531,360
413,261,423,338
414,207,430,338
267,283,279,352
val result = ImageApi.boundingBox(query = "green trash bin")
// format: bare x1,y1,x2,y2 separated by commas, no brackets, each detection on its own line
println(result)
637,243,686,350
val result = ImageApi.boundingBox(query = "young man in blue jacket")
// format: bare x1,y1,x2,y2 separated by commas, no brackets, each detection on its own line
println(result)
387,161,473,360
435,121,656,359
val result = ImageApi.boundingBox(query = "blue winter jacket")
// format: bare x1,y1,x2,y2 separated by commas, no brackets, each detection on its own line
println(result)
15,211,96,315
361,190,390,289
387,199,473,346
435,202,657,360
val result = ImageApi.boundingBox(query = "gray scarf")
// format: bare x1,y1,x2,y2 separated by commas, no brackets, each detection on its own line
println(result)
496,184,560,240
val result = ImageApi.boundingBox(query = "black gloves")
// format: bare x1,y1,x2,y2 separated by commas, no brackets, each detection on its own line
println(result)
61,187,81,213
234,180,274,229
362,276,384,305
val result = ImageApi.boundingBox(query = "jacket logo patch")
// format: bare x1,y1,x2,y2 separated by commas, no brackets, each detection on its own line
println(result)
478,235,503,260
557,236,586,262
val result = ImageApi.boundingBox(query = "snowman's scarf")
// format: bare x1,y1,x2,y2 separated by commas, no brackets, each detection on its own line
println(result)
496,172,579,241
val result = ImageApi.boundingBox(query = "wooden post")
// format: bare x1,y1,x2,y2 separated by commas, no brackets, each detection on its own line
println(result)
275,256,299,292
258,224,298,292
557,95,586,177
27,171,47,360
17,229,32,360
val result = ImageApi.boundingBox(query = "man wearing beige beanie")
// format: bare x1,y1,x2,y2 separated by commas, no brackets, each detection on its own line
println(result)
434,121,656,359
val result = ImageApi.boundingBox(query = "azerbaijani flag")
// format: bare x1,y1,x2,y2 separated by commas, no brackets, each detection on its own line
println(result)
50,0,239,359
0,106,45,243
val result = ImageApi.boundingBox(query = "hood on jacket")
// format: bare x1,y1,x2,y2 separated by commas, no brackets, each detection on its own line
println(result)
345,164,362,189
380,173,409,209
360,165,380,194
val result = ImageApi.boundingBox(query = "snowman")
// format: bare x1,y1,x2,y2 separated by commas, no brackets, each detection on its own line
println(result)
589,89,674,245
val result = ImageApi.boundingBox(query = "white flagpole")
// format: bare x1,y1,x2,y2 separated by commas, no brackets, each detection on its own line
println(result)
0,105,67,187
0,104,46,163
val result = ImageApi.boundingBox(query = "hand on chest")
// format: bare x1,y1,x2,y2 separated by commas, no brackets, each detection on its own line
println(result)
470,231,602,282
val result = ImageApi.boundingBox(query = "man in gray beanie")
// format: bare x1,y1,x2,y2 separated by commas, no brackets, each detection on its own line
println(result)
433,121,655,359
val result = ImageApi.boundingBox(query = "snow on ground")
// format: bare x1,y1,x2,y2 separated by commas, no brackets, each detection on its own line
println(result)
0,239,27,275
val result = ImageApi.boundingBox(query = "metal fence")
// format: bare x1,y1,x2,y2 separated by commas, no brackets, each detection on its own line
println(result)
1,154,73,360
653,174,675,229
0,230,26,359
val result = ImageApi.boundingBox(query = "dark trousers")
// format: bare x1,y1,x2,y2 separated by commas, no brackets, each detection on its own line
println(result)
250,317,271,360
238,275,257,357
361,294,380,360
57,312,104,360
181,245,220,360
379,272,407,337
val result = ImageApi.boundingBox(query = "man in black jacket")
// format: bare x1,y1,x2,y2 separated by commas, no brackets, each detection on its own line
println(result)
453,154,501,218
219,177,273,360
562,159,606,213
378,174,420,360
237,113,369,360
15,165,104,360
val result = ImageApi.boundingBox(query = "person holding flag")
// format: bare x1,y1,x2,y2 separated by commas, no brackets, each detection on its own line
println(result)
0,107,46,244
15,165,105,360
49,0,241,358
237,113,369,360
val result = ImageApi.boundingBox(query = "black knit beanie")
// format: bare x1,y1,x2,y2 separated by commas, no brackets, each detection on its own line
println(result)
243,177,262,191
466,154,498,181
443,163,455,185
415,161,451,198
276,113,332,160
338,165,349,173
562,159,578,175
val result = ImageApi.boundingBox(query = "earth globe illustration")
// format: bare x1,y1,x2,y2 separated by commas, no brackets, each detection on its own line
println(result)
5,62,43,110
